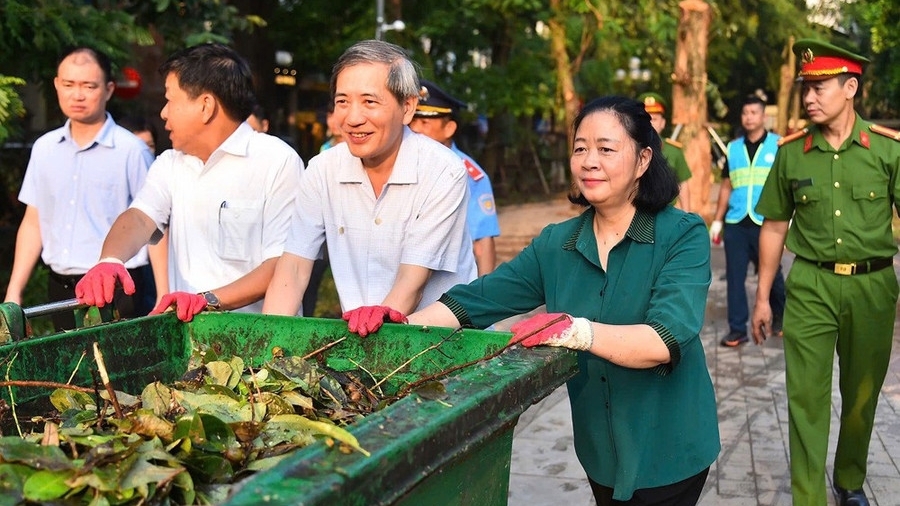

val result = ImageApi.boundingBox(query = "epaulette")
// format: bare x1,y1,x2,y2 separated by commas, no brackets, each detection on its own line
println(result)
777,128,808,147
463,158,485,181
664,138,683,149
870,124,900,142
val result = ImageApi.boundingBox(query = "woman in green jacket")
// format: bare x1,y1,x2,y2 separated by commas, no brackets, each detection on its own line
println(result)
344,96,719,505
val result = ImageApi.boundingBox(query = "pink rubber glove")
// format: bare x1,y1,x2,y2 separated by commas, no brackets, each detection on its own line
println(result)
150,292,208,322
343,306,407,337
508,312,594,351
75,259,135,308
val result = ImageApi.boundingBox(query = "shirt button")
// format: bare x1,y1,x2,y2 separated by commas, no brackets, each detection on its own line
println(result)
69,200,75,205
338,227,344,235
833,154,839,160
834,210,841,217
801,195,808,202
375,218,382,225
834,182,840,188
870,191,876,198
836,238,843,245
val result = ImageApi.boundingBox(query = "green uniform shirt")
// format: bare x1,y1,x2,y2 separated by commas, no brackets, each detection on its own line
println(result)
440,206,719,500
756,114,900,262
662,139,692,183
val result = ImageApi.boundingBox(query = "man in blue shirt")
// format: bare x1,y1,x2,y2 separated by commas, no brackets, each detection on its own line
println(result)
4,47,155,330
710,94,786,346
409,79,501,276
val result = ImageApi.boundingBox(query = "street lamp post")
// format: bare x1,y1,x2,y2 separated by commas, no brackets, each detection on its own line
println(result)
375,0,405,40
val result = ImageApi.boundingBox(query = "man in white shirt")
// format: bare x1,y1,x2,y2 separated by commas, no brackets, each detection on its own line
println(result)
4,46,155,330
262,40,476,334
75,43,302,320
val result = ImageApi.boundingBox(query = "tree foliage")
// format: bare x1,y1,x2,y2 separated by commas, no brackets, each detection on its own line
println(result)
2,0,899,191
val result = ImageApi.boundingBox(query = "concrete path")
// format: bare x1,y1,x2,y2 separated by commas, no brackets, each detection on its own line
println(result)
498,199,900,506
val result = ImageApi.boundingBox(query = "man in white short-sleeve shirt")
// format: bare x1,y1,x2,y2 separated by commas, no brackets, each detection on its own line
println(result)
3,46,156,331
263,40,476,331
75,43,302,320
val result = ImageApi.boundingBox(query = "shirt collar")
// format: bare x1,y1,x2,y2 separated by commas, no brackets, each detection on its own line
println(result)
809,113,870,151
743,131,767,149
563,207,656,251
58,112,115,148
216,122,255,157
335,126,420,184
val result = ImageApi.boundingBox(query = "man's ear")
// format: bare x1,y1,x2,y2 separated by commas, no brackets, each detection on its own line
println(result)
843,76,859,99
104,81,115,101
200,93,218,124
401,96,418,125
443,118,458,139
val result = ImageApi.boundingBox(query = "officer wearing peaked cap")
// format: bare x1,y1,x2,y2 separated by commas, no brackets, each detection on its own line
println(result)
752,38,899,506
637,92,692,211
410,79,501,276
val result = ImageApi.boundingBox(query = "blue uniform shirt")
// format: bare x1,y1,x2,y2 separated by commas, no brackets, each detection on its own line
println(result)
451,143,500,241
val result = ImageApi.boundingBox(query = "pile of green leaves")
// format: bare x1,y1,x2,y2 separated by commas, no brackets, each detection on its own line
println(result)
0,352,382,505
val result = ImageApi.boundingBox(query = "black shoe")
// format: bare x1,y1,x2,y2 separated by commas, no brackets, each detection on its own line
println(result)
832,484,869,506
720,331,749,347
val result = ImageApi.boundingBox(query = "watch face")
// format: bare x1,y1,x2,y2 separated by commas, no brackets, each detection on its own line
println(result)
203,291,220,308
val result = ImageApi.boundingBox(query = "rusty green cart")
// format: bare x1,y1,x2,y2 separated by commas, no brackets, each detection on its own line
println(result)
0,312,577,505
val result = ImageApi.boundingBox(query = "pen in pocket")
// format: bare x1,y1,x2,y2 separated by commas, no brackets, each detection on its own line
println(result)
218,200,227,223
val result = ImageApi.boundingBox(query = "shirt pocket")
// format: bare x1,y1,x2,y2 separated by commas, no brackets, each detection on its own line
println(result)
217,199,263,261
852,185,889,223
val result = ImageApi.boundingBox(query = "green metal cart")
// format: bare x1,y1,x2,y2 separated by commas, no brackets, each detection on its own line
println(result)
0,311,577,505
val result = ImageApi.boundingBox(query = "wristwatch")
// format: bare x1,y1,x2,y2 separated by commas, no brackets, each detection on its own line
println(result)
201,291,221,311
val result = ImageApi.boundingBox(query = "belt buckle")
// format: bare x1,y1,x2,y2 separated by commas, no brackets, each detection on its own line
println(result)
834,262,855,275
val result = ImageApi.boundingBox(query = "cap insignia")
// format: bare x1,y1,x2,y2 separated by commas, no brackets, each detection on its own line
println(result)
801,48,814,65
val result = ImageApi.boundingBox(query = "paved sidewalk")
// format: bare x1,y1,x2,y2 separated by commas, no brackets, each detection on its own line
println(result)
507,244,900,506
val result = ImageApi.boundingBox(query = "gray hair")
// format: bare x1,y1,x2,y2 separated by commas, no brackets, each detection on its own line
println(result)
331,40,420,104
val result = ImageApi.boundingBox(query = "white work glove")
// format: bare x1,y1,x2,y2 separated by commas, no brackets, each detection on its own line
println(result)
709,220,723,245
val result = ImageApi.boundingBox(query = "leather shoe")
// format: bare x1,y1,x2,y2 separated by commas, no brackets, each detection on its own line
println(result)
833,484,869,506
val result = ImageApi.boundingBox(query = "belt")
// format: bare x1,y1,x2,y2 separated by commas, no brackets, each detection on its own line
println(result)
48,270,84,289
49,266,149,289
796,256,893,276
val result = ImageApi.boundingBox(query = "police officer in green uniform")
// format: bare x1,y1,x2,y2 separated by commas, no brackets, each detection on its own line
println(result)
751,39,900,506
640,92,693,211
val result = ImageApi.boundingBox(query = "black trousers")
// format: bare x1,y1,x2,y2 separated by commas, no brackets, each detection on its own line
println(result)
46,264,155,332
590,467,709,506
301,255,329,317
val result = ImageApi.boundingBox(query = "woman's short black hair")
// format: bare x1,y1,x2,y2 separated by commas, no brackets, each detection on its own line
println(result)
568,96,679,213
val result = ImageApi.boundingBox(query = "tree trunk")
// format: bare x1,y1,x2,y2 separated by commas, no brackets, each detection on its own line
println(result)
776,36,795,136
671,0,712,221
548,0,579,153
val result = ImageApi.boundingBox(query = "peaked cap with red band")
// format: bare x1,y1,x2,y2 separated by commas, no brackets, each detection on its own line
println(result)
638,92,667,115
793,38,869,82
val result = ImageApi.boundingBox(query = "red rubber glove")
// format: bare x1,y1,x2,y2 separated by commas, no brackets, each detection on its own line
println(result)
75,259,135,308
508,312,594,351
149,292,208,322
343,306,407,337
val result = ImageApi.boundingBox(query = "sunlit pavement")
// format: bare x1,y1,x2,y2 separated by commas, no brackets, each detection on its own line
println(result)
507,239,900,506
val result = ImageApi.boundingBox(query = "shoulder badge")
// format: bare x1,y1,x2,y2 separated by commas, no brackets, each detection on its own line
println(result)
664,138,683,149
777,128,808,147
463,159,485,181
870,124,900,142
